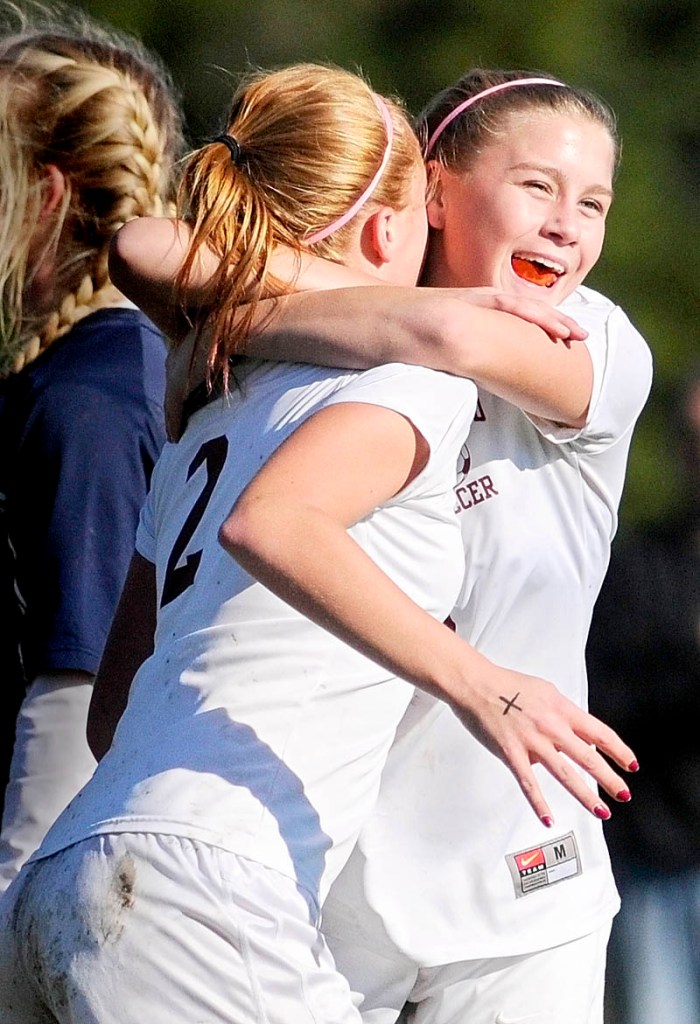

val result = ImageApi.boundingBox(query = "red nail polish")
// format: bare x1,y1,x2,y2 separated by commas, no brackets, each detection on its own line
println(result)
617,789,632,802
541,815,554,828
628,760,640,772
594,805,611,820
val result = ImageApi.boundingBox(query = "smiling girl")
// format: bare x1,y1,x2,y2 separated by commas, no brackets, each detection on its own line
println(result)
284,69,652,1024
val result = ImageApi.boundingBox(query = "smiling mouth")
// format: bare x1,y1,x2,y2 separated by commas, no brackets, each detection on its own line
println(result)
511,255,564,288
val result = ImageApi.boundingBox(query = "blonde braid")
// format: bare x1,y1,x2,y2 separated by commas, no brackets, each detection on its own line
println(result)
15,277,122,373
0,9,183,375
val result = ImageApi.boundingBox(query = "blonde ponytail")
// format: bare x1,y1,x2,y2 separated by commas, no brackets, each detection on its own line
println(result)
175,63,423,389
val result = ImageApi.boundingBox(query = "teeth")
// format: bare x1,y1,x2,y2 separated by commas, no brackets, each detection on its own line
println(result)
515,254,565,274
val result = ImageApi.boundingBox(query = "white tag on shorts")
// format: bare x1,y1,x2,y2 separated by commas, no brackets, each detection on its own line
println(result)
505,831,581,899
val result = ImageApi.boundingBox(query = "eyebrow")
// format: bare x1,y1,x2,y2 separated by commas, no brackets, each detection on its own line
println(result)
511,162,615,200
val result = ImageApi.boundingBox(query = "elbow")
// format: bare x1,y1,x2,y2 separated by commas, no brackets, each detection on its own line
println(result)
218,513,243,559
218,495,287,581
218,502,266,566
108,222,144,300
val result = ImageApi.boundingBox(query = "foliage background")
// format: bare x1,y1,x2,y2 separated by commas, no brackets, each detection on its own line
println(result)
64,0,700,527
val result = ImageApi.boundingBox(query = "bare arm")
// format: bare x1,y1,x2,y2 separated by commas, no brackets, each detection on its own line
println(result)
165,287,591,440
110,218,591,435
108,217,384,343
246,287,594,427
220,401,636,825
109,219,212,340
87,552,156,760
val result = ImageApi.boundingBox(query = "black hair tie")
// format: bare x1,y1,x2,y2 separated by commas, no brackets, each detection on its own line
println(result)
212,133,243,166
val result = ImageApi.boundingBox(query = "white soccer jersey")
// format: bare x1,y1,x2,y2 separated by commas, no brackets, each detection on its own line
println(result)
322,286,653,961
35,359,477,910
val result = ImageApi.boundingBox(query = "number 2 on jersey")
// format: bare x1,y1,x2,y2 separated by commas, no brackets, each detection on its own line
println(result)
161,435,229,608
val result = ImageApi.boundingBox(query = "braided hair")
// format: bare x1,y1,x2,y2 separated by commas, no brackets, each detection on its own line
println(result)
0,2,184,374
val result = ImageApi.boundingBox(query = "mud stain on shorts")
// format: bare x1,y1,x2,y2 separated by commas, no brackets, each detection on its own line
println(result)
99,852,137,943
114,854,136,910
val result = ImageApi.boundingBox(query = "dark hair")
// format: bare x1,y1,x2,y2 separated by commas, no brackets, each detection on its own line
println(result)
418,68,620,173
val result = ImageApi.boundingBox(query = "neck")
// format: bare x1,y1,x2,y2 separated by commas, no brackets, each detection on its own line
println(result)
419,233,454,288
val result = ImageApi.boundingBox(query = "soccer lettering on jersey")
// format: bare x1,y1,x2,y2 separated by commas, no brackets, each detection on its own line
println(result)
453,399,500,514
454,436,499,513
506,832,582,898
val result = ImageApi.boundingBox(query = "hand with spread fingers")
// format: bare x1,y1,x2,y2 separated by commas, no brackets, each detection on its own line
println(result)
447,664,637,827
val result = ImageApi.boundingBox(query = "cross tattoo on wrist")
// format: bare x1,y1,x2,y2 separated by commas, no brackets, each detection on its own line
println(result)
499,692,523,715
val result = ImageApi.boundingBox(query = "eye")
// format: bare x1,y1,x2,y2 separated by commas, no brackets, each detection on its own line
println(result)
523,179,551,194
580,198,606,215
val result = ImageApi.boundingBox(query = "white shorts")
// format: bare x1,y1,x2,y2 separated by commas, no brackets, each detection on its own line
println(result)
0,832,363,1024
326,919,612,1024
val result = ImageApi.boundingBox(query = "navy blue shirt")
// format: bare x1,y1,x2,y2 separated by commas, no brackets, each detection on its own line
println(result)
0,307,167,683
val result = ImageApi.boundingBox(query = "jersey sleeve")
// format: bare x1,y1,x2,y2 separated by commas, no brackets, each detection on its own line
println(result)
526,289,653,452
12,328,166,679
321,362,477,458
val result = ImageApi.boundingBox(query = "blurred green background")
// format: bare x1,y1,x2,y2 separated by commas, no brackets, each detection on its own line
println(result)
68,0,700,528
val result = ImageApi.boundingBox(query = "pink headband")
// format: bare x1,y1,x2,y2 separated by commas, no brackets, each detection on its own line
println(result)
305,95,395,245
425,77,566,157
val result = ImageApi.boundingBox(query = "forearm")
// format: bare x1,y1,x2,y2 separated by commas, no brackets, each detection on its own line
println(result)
247,288,593,426
109,218,378,344
221,497,637,825
220,498,492,713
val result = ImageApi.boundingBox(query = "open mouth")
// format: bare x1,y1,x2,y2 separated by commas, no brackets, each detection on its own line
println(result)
511,255,564,288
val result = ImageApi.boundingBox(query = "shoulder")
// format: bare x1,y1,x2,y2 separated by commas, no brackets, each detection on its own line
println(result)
565,285,652,401
562,286,652,366
6,309,166,454
29,307,166,405
534,287,652,451
339,362,476,403
560,283,617,317
327,362,477,440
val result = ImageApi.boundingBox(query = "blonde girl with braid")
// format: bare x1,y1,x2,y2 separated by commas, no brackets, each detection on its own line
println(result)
0,1,183,891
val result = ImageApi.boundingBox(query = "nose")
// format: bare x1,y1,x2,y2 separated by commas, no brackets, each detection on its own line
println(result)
542,200,580,246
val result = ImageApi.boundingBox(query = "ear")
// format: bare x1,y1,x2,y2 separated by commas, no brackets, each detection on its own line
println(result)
425,161,447,230
365,206,395,265
38,164,66,222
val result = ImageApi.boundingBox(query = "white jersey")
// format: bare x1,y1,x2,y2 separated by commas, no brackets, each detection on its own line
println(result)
35,359,477,910
322,286,653,960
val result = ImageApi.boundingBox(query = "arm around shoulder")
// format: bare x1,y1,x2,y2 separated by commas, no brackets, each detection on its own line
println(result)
246,287,595,426
109,218,209,341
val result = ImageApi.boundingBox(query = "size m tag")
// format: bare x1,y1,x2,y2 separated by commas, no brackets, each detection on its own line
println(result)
505,831,581,899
